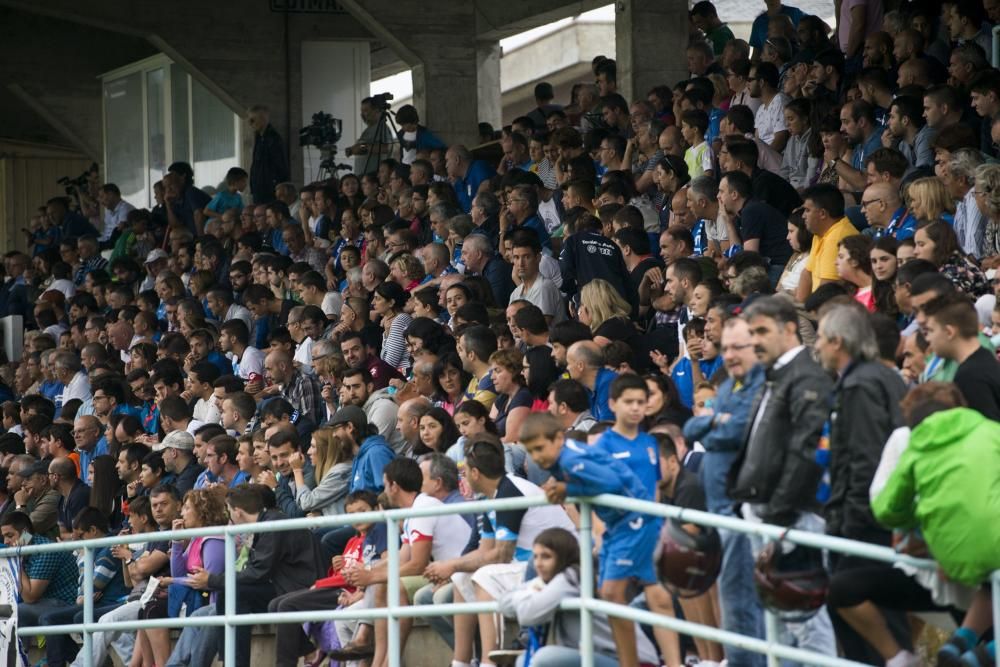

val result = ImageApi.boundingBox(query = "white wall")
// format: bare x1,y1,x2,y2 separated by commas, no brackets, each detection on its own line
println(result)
301,41,371,183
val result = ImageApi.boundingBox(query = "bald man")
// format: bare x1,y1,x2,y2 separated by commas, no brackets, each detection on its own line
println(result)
264,349,325,422
108,321,134,365
73,415,108,485
658,125,686,159
49,457,90,540
860,182,915,240
395,397,433,457
566,341,617,421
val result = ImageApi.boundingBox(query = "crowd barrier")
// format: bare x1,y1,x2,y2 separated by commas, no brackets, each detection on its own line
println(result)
2,493,996,667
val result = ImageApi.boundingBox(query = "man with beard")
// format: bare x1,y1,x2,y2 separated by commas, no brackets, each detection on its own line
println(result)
836,100,882,191
338,368,405,453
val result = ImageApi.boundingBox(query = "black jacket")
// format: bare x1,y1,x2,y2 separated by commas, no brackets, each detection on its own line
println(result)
207,508,321,596
825,360,905,543
250,125,290,204
728,348,832,526
559,231,637,313
751,168,802,218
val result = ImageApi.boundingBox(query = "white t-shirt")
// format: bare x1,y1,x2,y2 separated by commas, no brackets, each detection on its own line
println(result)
232,346,265,379
510,276,564,320
401,130,418,165
193,397,222,425
754,93,789,146
62,371,92,403
403,493,473,562
294,337,314,374
485,475,576,562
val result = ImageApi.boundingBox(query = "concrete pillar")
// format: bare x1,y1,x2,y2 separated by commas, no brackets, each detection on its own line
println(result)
338,0,490,147
477,41,503,133
615,0,689,102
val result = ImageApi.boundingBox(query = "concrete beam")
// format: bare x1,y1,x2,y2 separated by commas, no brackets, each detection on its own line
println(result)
5,85,99,159
338,0,495,146
615,0,688,102
0,0,377,183
474,0,609,40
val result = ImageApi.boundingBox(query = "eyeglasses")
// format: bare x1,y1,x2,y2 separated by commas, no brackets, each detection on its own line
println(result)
860,198,882,207
92,394,108,401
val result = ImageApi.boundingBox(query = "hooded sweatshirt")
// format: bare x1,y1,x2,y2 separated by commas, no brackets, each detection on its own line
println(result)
349,434,395,493
871,408,1000,587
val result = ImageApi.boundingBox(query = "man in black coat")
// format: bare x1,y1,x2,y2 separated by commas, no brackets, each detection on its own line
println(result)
249,105,291,204
190,486,320,667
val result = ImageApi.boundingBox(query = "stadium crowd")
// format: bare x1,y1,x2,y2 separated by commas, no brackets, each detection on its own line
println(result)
1,0,1000,665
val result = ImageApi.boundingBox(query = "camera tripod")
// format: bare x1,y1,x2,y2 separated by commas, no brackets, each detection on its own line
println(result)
362,105,400,175
316,144,352,182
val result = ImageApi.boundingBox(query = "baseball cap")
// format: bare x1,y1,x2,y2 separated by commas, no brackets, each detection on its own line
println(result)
154,430,195,452
144,249,169,265
328,406,368,435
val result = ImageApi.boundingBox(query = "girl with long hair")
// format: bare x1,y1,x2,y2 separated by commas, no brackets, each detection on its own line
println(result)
292,427,354,516
141,488,228,666
498,528,659,667
416,407,462,456
432,352,471,415
578,280,643,368
870,236,900,318
836,235,876,311
88,455,125,532
914,221,990,296
373,281,413,373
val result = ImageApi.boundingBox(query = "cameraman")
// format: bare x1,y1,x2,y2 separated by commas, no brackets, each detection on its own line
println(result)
346,97,396,176
394,104,446,166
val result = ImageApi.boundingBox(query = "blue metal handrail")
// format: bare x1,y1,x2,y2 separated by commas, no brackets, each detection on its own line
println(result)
2,493,993,667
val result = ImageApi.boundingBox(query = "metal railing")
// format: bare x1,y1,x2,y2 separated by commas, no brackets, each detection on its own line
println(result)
3,493,996,667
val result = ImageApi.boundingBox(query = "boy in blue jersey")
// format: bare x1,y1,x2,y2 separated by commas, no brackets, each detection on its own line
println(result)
521,413,680,667
597,374,661,500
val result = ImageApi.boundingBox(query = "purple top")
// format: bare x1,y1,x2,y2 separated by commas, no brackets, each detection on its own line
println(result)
171,536,226,605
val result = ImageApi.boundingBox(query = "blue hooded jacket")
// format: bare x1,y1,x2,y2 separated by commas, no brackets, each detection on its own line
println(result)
349,435,396,493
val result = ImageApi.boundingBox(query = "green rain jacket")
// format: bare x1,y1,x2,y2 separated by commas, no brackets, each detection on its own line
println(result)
871,408,1000,587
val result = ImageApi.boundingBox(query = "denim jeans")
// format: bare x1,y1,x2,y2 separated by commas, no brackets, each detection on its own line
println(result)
745,509,837,667
718,527,767,667
17,597,73,627
68,599,140,667
37,602,124,667
165,604,219,667
413,582,455,648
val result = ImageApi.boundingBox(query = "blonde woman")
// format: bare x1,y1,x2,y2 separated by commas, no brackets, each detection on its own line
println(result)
906,177,955,226
389,253,424,292
973,163,1000,268
290,427,354,516
578,279,641,349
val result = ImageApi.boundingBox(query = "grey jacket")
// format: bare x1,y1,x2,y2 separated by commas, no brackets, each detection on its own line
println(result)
296,462,353,516
498,568,658,663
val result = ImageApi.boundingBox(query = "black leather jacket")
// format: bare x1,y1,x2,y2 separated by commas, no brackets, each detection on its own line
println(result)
825,360,906,543
727,348,833,526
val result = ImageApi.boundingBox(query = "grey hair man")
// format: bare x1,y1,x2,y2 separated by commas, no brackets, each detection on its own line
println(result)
814,303,908,663
945,148,986,259
686,175,729,256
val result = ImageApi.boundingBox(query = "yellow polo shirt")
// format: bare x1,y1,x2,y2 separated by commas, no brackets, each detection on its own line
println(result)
805,217,858,291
